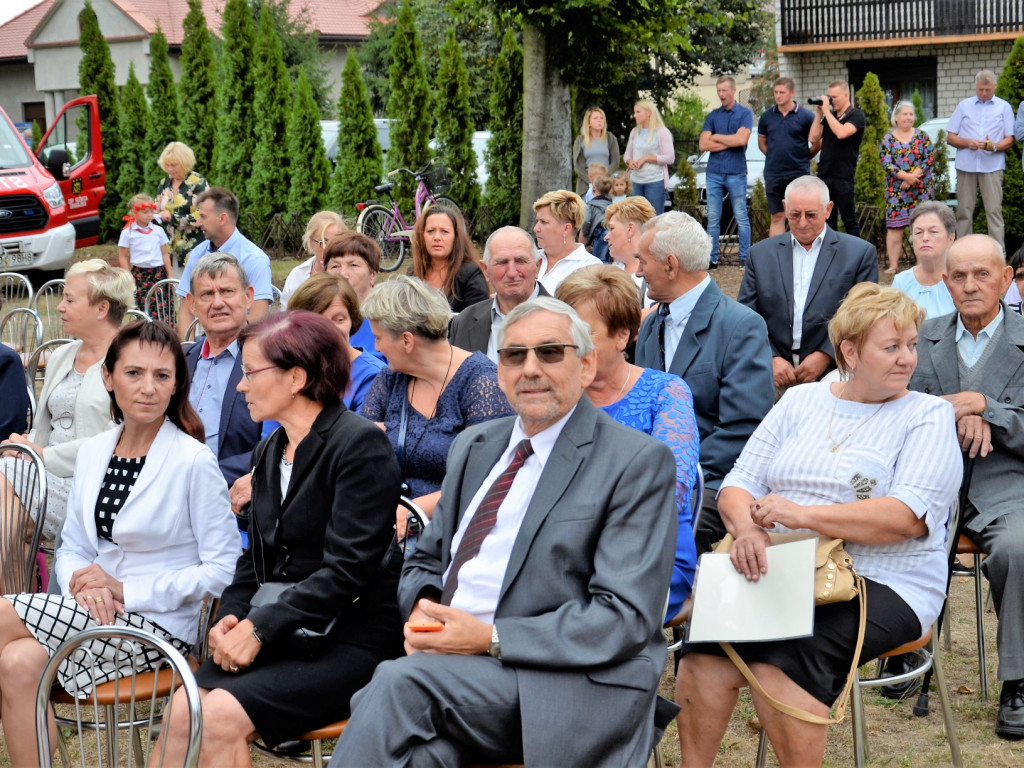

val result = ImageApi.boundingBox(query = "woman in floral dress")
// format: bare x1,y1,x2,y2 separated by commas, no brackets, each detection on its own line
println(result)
155,142,209,267
880,102,934,274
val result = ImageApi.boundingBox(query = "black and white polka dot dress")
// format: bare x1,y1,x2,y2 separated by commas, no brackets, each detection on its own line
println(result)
6,454,189,695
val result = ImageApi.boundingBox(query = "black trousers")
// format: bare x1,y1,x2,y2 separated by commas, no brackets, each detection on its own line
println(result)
820,175,860,237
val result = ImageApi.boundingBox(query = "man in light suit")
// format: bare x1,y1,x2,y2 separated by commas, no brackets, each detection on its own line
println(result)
739,175,878,395
449,226,548,361
634,211,773,552
907,234,1024,739
334,297,678,767
184,253,262,488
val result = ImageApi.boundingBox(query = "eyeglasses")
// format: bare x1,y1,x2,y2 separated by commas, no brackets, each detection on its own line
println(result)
240,364,278,382
312,238,328,248
497,343,579,366
785,210,823,222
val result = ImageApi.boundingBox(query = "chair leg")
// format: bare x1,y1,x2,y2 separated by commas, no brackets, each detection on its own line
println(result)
942,601,952,652
931,638,964,768
754,728,769,768
104,704,117,767
651,741,665,768
310,738,324,768
851,671,867,768
974,560,989,700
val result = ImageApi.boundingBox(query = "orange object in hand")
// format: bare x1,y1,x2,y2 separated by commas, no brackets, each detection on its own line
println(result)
406,621,445,632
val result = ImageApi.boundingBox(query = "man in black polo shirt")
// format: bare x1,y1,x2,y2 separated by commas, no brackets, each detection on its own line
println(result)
758,77,816,237
809,79,866,237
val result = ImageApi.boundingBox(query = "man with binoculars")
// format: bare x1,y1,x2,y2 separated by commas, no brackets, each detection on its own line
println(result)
808,80,866,237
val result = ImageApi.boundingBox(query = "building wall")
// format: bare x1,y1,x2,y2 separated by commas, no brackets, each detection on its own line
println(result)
777,40,1015,118
0,63,43,123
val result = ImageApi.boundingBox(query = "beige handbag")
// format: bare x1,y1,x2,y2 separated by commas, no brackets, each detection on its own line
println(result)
712,533,867,724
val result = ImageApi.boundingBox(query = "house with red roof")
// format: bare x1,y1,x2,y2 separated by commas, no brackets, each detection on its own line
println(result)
0,0,379,125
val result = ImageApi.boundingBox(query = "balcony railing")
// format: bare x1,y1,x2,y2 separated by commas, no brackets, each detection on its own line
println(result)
780,0,1024,47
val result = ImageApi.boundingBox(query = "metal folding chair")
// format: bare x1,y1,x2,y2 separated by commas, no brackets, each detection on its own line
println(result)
0,271,34,312
26,338,72,389
144,279,181,328
0,443,47,593
1,306,43,360
30,279,66,343
39,625,203,768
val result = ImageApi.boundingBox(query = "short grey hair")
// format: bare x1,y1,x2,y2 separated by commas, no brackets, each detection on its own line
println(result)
498,297,594,356
189,253,250,292
784,175,830,207
482,226,539,264
976,70,996,85
361,274,451,340
640,211,711,272
890,100,915,126
910,201,956,235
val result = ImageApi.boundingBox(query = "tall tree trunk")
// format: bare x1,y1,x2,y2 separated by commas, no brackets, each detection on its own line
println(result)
519,24,571,228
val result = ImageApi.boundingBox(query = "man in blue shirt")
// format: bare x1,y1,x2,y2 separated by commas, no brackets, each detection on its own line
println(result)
700,76,753,268
758,77,816,237
175,187,273,339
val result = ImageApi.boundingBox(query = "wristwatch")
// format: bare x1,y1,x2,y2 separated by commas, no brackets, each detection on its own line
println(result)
488,624,501,659
252,625,266,645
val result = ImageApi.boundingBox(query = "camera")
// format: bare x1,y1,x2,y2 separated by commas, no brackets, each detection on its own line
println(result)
808,96,834,107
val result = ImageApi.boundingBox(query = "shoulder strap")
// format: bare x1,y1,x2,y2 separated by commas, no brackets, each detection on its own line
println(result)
720,575,867,725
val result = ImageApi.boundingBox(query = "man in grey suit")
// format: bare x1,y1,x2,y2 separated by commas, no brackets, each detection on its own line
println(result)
634,211,773,551
449,226,548,361
334,297,678,766
907,234,1024,739
739,175,878,394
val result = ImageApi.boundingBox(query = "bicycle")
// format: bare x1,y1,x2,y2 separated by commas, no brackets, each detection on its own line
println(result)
355,159,460,272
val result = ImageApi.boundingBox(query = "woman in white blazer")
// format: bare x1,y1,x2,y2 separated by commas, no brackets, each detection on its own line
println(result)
0,320,239,765
2,259,131,540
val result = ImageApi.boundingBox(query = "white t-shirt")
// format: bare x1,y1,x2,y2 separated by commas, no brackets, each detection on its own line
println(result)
117,223,169,269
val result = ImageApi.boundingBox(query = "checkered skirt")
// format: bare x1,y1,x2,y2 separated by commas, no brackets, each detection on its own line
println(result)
5,593,190,696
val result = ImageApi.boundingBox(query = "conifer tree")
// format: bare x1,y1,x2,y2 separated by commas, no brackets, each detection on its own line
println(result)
145,25,180,190
434,28,480,220
853,73,888,233
118,62,150,208
932,129,952,202
287,71,332,219
996,35,1024,255
330,53,383,214
179,0,218,173
387,0,432,211
911,90,924,126
483,28,523,227
78,1,122,240
214,0,259,208
247,4,292,223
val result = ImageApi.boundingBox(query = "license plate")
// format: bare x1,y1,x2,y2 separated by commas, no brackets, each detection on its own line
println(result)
1,244,33,268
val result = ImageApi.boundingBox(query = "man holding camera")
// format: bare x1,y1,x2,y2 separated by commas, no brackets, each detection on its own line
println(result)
808,80,866,237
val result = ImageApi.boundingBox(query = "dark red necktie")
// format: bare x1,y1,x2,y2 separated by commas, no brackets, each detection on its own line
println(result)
441,439,534,605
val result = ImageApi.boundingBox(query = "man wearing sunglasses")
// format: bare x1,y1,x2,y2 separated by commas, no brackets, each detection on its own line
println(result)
740,175,877,397
335,297,679,767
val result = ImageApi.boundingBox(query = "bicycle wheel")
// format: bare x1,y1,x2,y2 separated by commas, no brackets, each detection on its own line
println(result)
357,205,406,272
426,196,461,217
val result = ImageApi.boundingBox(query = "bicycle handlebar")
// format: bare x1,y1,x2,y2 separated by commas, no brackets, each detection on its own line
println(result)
386,162,434,180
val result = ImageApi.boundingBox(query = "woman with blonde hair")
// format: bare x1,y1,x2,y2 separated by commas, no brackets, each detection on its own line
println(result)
572,107,621,197
624,99,675,214
532,189,602,294
409,207,488,313
280,211,347,305
359,276,513,540
603,195,657,307
154,141,208,264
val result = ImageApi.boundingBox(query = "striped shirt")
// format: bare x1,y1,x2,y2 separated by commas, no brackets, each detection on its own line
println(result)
721,382,962,632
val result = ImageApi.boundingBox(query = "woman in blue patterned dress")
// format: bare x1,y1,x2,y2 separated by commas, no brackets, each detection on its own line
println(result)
880,102,934,274
557,266,700,621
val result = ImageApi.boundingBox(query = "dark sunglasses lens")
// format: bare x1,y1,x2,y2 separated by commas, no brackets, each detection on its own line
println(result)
499,349,528,365
535,345,567,363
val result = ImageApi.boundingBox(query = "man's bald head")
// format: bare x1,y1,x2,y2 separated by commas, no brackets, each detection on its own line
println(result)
945,234,1011,334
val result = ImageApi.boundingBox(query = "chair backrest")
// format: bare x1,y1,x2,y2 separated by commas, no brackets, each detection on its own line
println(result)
0,306,43,358
36,625,203,768
0,271,34,310
124,309,151,324
0,443,47,593
184,318,204,342
691,462,704,530
144,279,181,327
26,338,73,388
270,285,283,313
30,279,66,343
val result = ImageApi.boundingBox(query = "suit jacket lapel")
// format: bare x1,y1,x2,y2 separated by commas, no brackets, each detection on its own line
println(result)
469,306,492,353
219,355,244,449
282,404,335,509
803,228,838,310
927,314,963,395
499,400,594,599
979,309,1024,396
777,236,795,322
669,284,720,376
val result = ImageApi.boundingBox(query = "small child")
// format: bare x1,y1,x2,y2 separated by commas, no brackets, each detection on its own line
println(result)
118,193,172,313
582,176,614,263
610,171,631,203
584,162,608,203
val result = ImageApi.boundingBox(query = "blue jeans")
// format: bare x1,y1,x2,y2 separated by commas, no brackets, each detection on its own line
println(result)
633,180,667,214
706,172,750,263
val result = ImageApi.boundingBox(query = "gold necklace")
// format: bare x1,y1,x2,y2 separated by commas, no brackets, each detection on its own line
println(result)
826,384,889,453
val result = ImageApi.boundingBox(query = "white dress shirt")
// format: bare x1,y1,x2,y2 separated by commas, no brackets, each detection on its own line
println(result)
791,230,826,351
445,406,577,623
537,244,602,294
662,274,712,366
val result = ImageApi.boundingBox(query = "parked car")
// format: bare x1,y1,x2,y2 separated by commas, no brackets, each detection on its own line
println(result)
918,116,957,201
0,95,105,274
428,130,492,195
320,118,393,164
668,131,766,217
